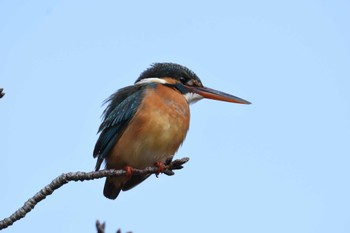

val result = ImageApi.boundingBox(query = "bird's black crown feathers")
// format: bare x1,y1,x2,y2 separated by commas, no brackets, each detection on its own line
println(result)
135,62,202,86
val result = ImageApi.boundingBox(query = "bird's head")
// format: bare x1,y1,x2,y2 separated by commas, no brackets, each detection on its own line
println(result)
135,62,251,105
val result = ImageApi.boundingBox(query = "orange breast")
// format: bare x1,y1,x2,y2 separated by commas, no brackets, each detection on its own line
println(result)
106,84,190,169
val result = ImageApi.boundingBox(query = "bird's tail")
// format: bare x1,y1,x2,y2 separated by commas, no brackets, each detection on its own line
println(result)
103,174,152,199
103,177,126,200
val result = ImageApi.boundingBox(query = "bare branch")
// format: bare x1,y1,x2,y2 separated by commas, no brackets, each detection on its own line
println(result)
0,157,189,230
95,220,132,233
96,220,106,233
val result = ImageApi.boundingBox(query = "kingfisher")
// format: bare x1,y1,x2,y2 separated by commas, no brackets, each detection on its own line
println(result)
93,62,251,199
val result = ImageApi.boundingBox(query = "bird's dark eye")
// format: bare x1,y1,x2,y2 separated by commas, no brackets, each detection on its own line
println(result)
179,77,187,84
179,76,195,86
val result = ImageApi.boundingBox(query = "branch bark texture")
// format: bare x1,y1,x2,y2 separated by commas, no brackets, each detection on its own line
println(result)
0,157,189,230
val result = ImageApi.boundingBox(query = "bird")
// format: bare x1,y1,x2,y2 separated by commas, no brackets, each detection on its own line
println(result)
93,62,251,199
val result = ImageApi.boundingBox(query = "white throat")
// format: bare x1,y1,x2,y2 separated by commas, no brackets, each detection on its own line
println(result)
184,92,203,104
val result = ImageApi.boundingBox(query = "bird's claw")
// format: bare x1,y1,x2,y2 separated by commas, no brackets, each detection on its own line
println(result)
123,166,134,179
154,161,166,177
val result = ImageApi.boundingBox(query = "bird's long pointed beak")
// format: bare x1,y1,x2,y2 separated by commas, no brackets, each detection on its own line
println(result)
189,86,251,104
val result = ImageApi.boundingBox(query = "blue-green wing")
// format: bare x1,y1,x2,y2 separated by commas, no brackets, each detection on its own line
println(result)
93,85,146,171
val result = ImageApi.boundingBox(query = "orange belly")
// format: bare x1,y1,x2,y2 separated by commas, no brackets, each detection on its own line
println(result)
106,84,190,169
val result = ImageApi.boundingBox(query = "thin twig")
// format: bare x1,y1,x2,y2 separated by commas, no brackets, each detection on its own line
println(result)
96,220,106,233
95,220,132,233
0,88,4,98
0,157,189,230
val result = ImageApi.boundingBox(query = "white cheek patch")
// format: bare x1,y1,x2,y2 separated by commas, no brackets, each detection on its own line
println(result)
135,77,167,85
184,92,203,104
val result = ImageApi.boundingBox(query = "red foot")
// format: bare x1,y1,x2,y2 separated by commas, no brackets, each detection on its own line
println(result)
154,161,166,178
123,166,134,179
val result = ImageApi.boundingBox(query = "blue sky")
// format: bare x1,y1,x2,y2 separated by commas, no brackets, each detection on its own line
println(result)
1,1,350,232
